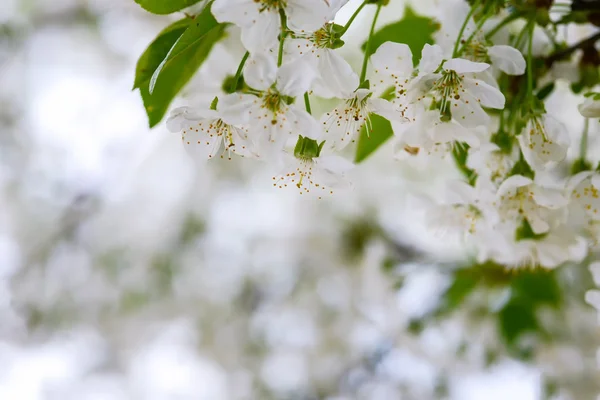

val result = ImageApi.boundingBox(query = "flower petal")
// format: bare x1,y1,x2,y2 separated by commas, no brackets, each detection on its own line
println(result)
419,44,444,74
312,50,359,98
244,52,277,91
371,42,413,76
288,107,322,140
463,78,505,109
444,58,489,73
218,93,257,125
276,58,317,97
497,175,532,197
240,13,280,54
488,45,526,75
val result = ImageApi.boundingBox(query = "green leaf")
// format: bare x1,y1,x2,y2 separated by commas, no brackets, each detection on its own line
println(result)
133,18,190,90
135,0,203,15
362,5,440,64
499,300,538,347
354,114,394,163
135,7,225,127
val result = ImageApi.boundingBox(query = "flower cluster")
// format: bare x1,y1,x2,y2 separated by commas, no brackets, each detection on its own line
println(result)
167,0,600,270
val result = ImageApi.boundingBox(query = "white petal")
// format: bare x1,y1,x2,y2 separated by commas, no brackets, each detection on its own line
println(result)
444,58,489,73
419,44,444,74
166,106,216,132
244,52,277,90
369,98,403,122
276,58,317,97
240,13,280,54
434,120,480,147
284,38,316,63
527,214,549,235
312,50,359,98
286,0,329,32
315,155,354,175
218,93,257,125
566,171,595,194
497,175,532,197
543,115,570,147
578,96,600,118
371,42,413,76
464,78,505,109
488,45,526,75
288,107,322,140
180,118,223,160
531,185,568,208
451,91,490,127
211,0,259,25
444,180,477,204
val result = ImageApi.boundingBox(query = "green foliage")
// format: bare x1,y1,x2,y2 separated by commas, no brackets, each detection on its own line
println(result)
535,82,555,101
135,0,204,15
498,301,539,346
133,8,225,127
362,5,440,64
354,114,394,163
133,19,190,90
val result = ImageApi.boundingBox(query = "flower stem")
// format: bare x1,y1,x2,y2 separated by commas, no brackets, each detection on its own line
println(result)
452,1,478,58
360,3,382,83
580,117,589,160
526,21,534,99
231,51,250,92
339,0,369,36
304,92,312,114
458,11,489,56
277,9,287,67
485,11,522,40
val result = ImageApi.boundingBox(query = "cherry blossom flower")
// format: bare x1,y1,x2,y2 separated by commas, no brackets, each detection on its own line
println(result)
370,43,443,121
220,54,320,155
467,142,519,186
392,110,482,158
284,22,358,98
518,114,570,171
567,171,600,226
433,58,505,128
272,135,353,197
166,102,256,160
578,93,600,119
211,0,330,54
493,175,567,235
320,87,399,151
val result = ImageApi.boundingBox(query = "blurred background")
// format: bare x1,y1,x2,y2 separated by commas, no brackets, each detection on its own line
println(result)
0,0,599,399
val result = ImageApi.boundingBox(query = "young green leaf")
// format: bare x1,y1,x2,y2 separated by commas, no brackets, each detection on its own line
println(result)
135,0,204,15
354,114,394,163
135,7,225,127
362,5,440,64
133,18,190,90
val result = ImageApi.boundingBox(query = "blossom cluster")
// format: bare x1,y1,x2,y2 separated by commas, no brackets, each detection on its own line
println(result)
167,0,600,270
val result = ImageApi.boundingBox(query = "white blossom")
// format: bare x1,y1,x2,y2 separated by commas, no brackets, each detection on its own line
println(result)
272,151,353,197
493,175,567,235
467,142,519,186
284,23,358,98
518,114,570,171
578,94,600,119
211,0,330,54
320,88,398,151
393,110,482,158
166,103,256,160
220,54,320,156
567,171,600,226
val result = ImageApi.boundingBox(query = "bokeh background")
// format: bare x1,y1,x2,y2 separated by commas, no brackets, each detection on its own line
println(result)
0,0,599,399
